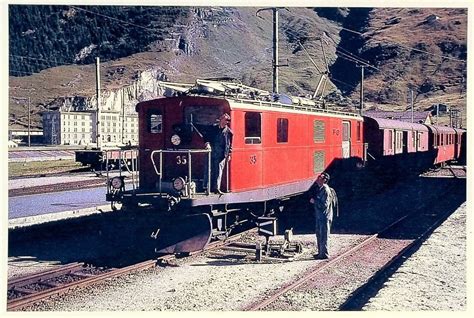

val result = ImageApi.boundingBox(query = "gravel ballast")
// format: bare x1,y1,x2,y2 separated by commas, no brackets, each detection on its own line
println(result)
363,202,466,310
8,171,466,311
20,199,466,311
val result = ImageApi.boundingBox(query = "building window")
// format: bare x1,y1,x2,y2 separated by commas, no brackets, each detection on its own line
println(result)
313,120,325,143
277,118,288,143
245,112,261,144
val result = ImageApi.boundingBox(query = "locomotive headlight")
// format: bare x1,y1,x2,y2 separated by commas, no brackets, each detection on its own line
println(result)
172,177,186,191
171,134,181,146
110,176,123,189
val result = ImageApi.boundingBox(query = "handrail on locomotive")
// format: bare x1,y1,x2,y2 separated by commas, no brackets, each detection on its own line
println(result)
150,148,214,197
105,147,231,206
105,148,139,200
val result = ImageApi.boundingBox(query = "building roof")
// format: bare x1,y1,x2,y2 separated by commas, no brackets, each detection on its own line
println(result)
364,110,431,123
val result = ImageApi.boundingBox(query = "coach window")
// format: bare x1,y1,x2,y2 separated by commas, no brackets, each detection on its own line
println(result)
245,112,261,144
357,122,361,141
148,110,163,133
387,130,393,150
277,118,288,143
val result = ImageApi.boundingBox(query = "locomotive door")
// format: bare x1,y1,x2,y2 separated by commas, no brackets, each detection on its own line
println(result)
342,121,351,158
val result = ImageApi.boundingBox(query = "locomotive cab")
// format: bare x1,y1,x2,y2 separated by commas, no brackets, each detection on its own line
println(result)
137,97,232,203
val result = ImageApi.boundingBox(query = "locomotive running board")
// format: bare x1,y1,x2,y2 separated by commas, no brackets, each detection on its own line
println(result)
152,213,212,254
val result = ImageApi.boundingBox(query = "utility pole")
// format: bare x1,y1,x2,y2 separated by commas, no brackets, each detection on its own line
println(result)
436,103,439,125
356,64,365,115
257,7,286,94
96,57,101,149
27,96,31,147
272,8,279,94
410,89,414,123
121,89,125,145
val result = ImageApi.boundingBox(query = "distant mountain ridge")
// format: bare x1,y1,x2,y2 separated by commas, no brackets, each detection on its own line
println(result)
9,6,467,129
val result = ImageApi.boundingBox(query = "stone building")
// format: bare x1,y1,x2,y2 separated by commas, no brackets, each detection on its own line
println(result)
42,109,138,146
40,68,168,146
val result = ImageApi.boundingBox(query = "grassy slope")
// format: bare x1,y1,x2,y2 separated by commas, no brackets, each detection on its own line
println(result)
358,8,466,126
9,7,467,129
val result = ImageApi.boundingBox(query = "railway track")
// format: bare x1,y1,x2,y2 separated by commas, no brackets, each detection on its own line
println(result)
244,181,462,311
8,179,107,197
6,228,259,311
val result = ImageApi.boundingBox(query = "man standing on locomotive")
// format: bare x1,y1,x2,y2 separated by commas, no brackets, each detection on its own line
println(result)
310,172,334,259
203,113,233,195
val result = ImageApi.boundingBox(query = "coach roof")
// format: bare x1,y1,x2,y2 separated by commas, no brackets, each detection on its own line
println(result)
364,115,428,131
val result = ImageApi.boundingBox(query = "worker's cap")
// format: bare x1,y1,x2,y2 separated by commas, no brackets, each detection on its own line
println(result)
319,172,330,182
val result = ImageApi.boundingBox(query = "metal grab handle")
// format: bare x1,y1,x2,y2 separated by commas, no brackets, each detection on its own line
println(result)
150,149,212,194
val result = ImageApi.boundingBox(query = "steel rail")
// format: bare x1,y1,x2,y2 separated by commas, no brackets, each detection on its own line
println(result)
8,263,85,289
9,179,106,197
7,260,157,311
7,228,257,311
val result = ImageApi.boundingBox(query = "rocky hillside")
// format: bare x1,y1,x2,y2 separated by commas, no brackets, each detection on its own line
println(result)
9,6,467,129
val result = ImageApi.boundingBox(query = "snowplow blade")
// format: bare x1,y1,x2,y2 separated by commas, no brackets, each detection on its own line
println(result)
153,213,212,254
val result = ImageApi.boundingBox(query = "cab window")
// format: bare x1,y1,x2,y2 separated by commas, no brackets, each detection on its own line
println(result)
148,110,162,133
277,118,288,143
245,112,262,144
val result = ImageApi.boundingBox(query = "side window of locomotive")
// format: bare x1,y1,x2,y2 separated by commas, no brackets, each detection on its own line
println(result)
148,110,163,134
277,118,288,143
313,120,325,143
245,112,262,144
357,122,362,141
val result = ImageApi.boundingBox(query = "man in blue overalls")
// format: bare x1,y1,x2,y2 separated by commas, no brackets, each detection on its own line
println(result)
310,172,333,259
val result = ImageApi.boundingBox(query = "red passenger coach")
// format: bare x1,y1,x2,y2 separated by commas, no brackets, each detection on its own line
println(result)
426,125,458,165
362,115,432,177
454,128,467,163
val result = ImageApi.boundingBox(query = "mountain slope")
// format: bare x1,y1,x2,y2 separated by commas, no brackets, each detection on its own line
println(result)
8,6,467,129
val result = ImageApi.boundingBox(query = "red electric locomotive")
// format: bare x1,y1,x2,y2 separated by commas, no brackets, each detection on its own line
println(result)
106,79,365,252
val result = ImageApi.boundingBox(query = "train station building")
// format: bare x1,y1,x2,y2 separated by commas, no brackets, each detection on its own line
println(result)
41,95,139,146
